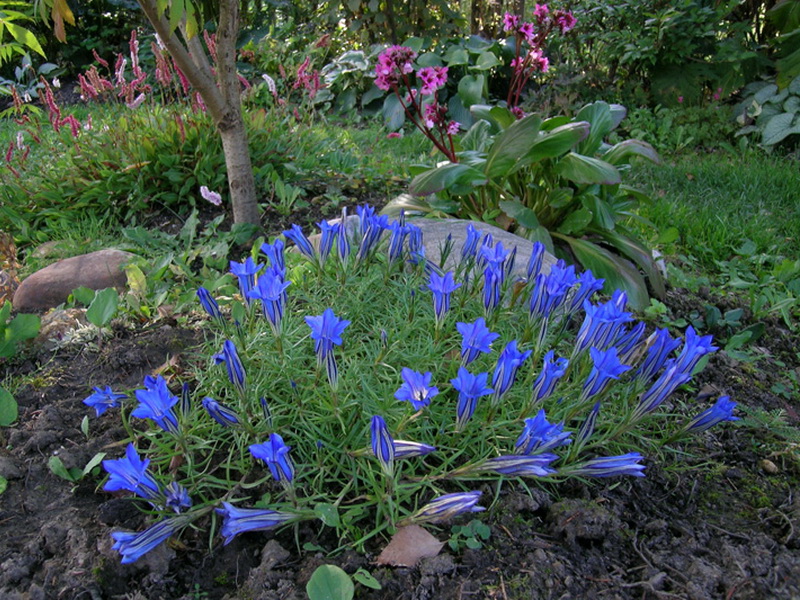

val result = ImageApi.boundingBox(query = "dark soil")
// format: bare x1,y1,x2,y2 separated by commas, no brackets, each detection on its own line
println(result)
1,262,799,599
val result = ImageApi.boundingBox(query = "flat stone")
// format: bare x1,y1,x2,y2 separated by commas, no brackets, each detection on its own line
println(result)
13,249,134,312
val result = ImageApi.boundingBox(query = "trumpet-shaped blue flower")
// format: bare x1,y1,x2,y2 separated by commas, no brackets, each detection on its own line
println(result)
179,382,191,415
111,517,185,564
478,454,558,477
318,220,338,265
479,240,509,274
526,241,546,279
247,268,291,335
451,367,494,430
165,481,192,513
83,386,127,417
482,264,503,313
202,397,241,427
567,270,604,314
491,341,532,405
229,257,262,305
337,208,351,265
577,401,601,444
406,491,485,524
215,502,298,545
260,238,286,277
515,410,572,454
529,263,577,319
460,223,482,265
283,224,316,261
356,211,389,261
582,347,631,400
674,326,718,375
634,360,692,419
103,443,161,501
575,296,634,353
395,368,439,410
393,440,436,458
569,452,646,478
614,321,647,365
196,287,223,321
686,395,738,432
250,433,295,484
132,375,179,434
530,351,569,404
636,328,682,384
370,415,395,476
427,271,461,324
457,317,500,365
387,220,409,264
305,308,350,359
214,340,246,394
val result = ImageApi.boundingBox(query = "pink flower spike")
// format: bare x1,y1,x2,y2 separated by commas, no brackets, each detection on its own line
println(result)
519,22,536,43
678,96,684,104
447,121,460,136
200,186,223,206
555,11,577,33
534,4,549,20
503,13,520,32
126,93,146,109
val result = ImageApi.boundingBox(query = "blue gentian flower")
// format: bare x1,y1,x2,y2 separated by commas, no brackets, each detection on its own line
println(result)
229,257,263,305
165,481,192,513
634,360,692,418
356,212,389,262
427,271,462,324
111,517,185,564
260,396,272,424
179,382,191,416
686,395,739,432
395,368,439,410
457,318,500,365
530,351,569,404
478,453,558,477
250,433,295,484
202,397,241,427
577,402,601,444
407,224,425,265
636,328,682,384
406,491,485,524
214,340,246,394
247,268,291,335
482,264,504,314
526,241,546,279
393,440,436,458
260,238,286,277
460,224,482,265
479,239,508,274
357,204,377,238
529,263,577,319
575,296,634,353
490,341,532,405
283,224,316,261
132,375,180,434
337,208,351,266
582,347,631,400
387,220,409,264
370,415,395,476
674,327,718,375
102,443,161,501
451,367,493,430
567,270,604,314
569,452,646,478
83,386,127,417
317,220,338,265
614,321,647,365
215,502,298,545
305,308,350,389
515,410,572,454
196,287,223,321
503,246,517,284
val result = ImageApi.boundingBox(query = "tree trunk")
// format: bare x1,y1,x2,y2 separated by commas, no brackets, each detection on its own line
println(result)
137,0,260,227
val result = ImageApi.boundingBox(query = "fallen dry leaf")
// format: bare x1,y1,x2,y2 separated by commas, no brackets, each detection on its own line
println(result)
376,525,444,567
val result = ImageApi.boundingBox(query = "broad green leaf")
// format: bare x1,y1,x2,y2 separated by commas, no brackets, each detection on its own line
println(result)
519,122,589,166
554,153,620,185
444,46,469,65
448,94,473,129
125,264,147,299
549,188,575,209
86,288,119,328
582,195,617,230
416,52,443,67
382,94,406,131
526,226,554,254
594,227,667,299
352,568,382,590
168,0,184,32
0,387,17,427
381,194,433,217
469,104,514,132
553,233,649,309
485,114,541,177
762,113,800,145
314,503,340,527
575,101,613,156
306,565,354,600
5,22,45,57
179,208,200,245
457,74,485,107
361,84,384,106
460,119,492,152
540,115,571,130
7,313,40,342
602,140,661,165
472,51,500,70
402,37,426,53
0,302,10,324
557,208,593,235
410,163,486,196
48,456,78,482
0,475,6,495
498,200,539,229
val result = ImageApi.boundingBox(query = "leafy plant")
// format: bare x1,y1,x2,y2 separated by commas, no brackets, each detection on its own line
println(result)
0,1,46,66
387,101,664,308
0,300,40,359
735,75,800,148
0,52,60,99
0,385,17,427
449,518,491,551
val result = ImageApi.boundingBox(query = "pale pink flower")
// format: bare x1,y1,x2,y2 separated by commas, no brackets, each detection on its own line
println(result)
52,77,61,89
126,93,146,109
447,121,460,135
200,186,223,206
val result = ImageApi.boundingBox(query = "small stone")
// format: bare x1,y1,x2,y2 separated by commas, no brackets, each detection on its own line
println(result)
13,249,135,312
760,459,779,474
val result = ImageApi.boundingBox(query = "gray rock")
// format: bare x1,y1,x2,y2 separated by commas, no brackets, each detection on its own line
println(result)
13,249,134,312
409,217,556,279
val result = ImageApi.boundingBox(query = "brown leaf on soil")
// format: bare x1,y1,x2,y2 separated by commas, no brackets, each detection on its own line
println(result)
376,525,444,567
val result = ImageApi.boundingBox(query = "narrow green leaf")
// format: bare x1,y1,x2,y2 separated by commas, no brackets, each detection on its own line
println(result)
518,122,590,167
499,200,539,229
352,568,382,590
485,114,542,178
0,475,7,495
82,452,107,477
602,140,661,165
410,163,486,196
306,565,354,600
48,456,78,482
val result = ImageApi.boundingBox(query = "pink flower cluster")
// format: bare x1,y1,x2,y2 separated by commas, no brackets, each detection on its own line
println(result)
418,66,448,95
375,45,418,91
